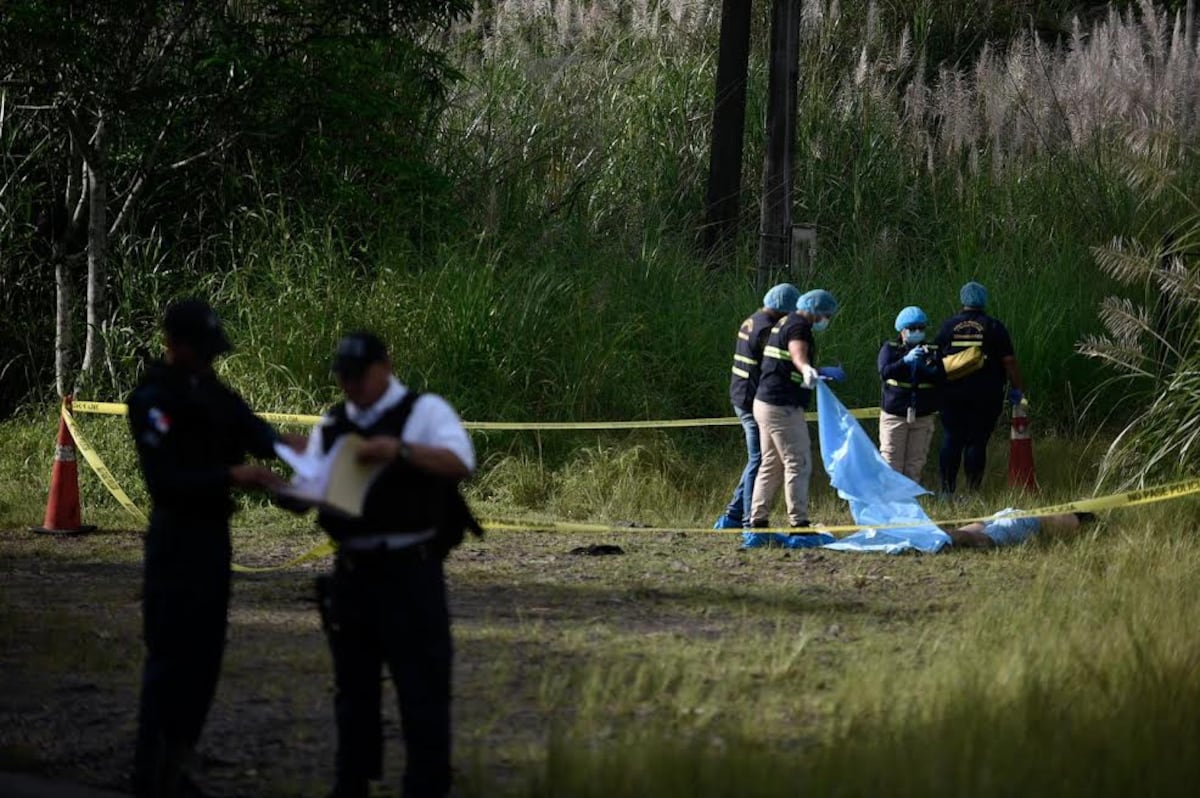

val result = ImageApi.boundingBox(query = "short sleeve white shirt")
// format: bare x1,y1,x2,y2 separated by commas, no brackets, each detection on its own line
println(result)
305,376,475,473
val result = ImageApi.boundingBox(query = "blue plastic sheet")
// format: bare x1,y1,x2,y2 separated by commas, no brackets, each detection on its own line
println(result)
814,381,950,554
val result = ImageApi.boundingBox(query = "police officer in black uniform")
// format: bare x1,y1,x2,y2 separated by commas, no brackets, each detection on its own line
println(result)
306,332,476,798
934,281,1025,494
127,299,291,797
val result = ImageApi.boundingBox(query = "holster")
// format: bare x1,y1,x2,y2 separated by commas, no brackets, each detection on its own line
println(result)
315,574,337,637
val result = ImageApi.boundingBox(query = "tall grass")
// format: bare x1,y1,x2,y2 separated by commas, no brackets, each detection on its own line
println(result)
7,1,1200,525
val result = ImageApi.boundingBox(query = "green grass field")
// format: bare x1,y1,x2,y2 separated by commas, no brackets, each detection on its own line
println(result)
4,408,1200,796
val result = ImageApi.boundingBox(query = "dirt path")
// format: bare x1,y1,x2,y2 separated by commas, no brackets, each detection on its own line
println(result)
0,526,1000,796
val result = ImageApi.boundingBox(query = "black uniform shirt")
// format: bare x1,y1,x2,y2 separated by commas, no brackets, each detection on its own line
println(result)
755,312,816,408
128,361,277,522
934,310,1014,399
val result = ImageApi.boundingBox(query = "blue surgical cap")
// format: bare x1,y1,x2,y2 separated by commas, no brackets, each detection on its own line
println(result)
960,281,988,308
762,283,800,312
796,289,839,316
894,306,927,331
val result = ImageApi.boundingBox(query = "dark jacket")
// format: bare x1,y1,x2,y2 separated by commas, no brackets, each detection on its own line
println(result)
128,360,277,523
934,310,1015,402
877,340,944,417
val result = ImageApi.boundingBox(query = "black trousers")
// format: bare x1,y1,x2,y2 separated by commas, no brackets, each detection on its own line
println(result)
326,547,452,798
939,396,1003,493
132,519,232,795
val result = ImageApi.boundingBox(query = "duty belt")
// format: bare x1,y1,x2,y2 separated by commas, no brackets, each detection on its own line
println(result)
339,528,436,552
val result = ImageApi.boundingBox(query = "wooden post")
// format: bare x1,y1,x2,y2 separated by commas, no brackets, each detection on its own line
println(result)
758,0,801,292
702,0,754,259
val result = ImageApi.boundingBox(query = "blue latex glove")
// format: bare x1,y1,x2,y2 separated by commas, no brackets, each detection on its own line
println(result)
901,346,923,366
817,365,847,383
1009,388,1024,405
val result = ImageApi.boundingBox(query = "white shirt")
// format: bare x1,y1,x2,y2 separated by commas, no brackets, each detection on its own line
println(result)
305,376,475,473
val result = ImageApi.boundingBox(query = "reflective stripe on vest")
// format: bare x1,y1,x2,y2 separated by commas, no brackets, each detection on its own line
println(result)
732,366,751,378
949,340,983,347
763,345,789,361
886,378,935,389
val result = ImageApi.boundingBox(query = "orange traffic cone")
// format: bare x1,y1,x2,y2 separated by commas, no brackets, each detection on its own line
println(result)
32,397,97,535
1008,398,1038,492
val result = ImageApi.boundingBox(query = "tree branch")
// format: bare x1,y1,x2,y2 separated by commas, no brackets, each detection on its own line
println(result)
62,107,100,168
133,1,200,92
168,133,240,171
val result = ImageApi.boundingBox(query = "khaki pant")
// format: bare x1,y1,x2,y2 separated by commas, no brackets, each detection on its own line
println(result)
879,410,936,483
749,399,812,526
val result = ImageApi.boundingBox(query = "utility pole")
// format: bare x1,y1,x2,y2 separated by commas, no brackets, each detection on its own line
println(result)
757,0,801,291
701,0,753,258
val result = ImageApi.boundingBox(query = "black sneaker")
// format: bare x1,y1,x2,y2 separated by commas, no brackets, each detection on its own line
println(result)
1074,512,1097,524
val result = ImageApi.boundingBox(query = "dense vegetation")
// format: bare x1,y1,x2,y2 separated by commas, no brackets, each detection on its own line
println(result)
2,0,1198,485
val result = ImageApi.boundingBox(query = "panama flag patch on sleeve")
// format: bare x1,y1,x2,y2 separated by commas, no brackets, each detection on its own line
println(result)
148,407,172,435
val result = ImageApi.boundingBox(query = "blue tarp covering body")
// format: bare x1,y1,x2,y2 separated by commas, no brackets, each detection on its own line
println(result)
815,382,950,554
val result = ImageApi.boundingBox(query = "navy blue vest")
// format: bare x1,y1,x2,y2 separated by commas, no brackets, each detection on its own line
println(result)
729,310,776,411
877,340,943,417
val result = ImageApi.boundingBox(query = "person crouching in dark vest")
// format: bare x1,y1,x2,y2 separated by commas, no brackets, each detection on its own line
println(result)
303,332,478,798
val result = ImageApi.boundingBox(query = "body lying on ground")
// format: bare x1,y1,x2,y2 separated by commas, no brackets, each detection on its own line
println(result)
943,509,1097,549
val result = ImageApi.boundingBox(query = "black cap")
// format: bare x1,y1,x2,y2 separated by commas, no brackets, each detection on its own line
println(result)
163,299,232,358
331,332,388,379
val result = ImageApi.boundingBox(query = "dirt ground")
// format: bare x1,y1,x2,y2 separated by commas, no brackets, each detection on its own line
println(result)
0,524,1006,797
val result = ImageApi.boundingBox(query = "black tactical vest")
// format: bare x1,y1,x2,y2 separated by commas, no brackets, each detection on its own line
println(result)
316,392,482,554
729,310,776,411
755,313,816,408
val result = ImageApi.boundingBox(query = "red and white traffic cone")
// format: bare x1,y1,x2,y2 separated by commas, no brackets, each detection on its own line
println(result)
31,397,97,534
1008,398,1038,492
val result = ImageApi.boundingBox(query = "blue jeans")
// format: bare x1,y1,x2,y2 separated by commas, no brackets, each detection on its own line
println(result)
723,405,761,525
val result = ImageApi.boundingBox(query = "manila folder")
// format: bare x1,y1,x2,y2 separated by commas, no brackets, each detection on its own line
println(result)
279,434,386,517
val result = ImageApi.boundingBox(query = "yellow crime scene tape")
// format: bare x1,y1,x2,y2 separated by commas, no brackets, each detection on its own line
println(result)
60,401,1200,571
61,404,148,525
71,400,882,428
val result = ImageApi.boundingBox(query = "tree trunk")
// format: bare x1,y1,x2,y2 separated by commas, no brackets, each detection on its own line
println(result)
702,0,753,259
80,112,107,385
1186,0,1195,138
54,251,71,398
1187,0,1195,53
54,145,87,398
757,0,801,292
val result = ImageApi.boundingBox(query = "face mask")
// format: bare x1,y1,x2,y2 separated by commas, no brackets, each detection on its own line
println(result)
904,330,926,344
812,318,830,332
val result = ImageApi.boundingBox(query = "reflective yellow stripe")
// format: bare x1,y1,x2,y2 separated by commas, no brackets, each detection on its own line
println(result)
731,366,751,378
950,340,983,347
737,332,750,341
763,345,789,360
734,354,757,365
885,379,935,389
790,371,806,383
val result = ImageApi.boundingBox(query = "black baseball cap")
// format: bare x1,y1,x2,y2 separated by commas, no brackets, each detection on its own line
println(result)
331,332,389,379
163,299,232,358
